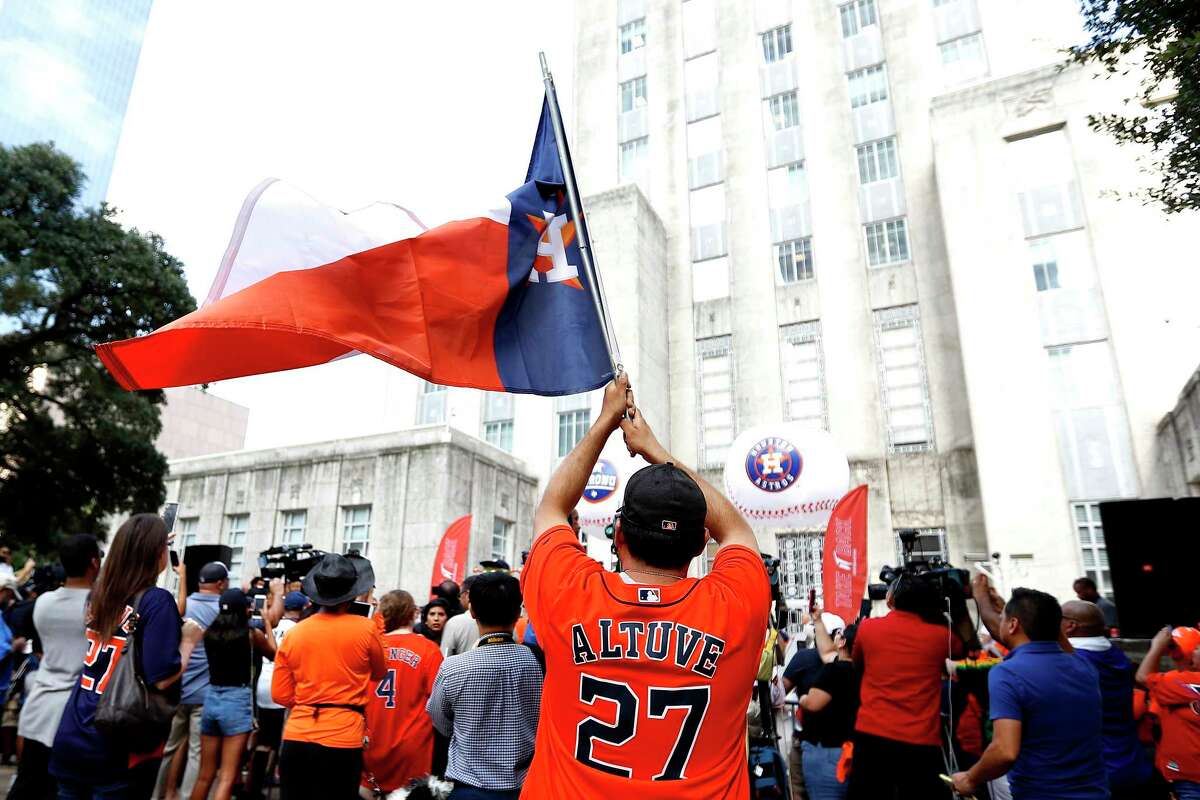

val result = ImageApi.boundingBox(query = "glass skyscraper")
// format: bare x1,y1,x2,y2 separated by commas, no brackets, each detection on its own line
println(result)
0,0,154,208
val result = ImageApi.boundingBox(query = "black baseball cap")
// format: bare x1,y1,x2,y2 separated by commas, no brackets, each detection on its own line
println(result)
198,562,229,583
219,588,248,615
619,463,706,538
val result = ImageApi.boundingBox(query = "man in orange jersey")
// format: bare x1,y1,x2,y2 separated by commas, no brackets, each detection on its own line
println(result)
520,374,770,799
1137,626,1200,799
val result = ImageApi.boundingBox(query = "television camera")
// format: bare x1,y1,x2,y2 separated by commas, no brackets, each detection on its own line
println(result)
867,530,975,645
257,544,326,583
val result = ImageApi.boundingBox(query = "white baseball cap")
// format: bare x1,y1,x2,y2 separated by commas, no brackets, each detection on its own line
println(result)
0,576,22,600
821,612,846,633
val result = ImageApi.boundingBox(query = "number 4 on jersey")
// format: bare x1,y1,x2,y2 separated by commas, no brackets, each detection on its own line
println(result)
375,668,397,709
575,674,710,781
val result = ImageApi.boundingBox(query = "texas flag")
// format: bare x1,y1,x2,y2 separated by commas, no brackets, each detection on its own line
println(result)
96,102,614,396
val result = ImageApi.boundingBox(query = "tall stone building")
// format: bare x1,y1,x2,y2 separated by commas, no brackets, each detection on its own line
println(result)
565,0,1200,597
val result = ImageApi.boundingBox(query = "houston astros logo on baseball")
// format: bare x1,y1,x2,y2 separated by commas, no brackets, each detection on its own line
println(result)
583,459,619,503
745,437,802,492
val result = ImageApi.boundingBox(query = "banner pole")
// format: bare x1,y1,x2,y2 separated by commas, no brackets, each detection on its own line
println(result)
538,52,623,376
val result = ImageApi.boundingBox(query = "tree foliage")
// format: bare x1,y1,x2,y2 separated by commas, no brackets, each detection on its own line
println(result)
1071,1,1200,213
0,142,195,550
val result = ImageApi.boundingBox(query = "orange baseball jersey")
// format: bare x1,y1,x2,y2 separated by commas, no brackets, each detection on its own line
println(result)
362,630,444,792
520,524,770,799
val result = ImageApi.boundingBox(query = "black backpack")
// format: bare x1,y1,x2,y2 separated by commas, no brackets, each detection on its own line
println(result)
748,741,790,800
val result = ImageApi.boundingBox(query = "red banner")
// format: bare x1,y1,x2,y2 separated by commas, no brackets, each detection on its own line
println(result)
430,515,471,595
821,485,869,624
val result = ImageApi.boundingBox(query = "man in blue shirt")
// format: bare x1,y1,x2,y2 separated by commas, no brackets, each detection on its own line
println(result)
952,586,1108,800
152,561,227,800
1063,600,1155,798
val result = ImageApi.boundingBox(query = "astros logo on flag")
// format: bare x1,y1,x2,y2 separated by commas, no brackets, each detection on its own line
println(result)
526,202,583,289
745,436,803,493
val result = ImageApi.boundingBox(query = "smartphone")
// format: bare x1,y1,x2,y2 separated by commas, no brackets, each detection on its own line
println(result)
162,502,179,533
252,595,267,617
348,601,374,618
808,588,817,615
170,550,180,569
940,774,974,799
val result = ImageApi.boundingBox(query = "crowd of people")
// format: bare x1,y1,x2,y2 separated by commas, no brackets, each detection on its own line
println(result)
0,374,1197,800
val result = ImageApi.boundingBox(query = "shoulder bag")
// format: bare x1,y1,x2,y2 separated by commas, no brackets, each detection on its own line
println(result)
95,588,178,751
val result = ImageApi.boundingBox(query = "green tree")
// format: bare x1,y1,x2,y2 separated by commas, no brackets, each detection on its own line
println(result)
0,142,195,550
1071,1,1200,213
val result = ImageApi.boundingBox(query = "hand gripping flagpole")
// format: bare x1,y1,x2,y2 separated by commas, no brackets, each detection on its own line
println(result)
539,52,624,377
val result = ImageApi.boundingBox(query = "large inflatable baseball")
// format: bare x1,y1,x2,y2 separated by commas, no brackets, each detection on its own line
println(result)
575,451,639,535
723,424,850,530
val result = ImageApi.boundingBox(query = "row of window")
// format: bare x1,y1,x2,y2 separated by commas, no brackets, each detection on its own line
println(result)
694,304,934,468
176,508,521,580
419,383,592,460
175,506,372,582
774,502,1111,615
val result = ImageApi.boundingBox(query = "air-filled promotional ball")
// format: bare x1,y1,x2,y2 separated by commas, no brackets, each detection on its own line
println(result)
723,424,850,530
575,453,639,534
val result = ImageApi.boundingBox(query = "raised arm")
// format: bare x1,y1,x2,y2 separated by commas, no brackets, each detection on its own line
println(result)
811,606,837,662
971,573,1005,645
620,404,756,552
175,562,188,617
263,578,285,628
532,373,631,539
1136,626,1171,687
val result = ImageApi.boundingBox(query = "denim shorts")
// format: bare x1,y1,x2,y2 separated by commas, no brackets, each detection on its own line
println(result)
200,685,254,736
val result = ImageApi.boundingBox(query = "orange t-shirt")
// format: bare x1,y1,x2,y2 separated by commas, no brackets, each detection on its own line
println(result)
272,612,387,748
361,631,444,792
520,525,770,799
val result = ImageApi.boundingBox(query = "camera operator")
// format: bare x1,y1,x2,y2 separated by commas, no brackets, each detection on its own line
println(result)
847,573,965,800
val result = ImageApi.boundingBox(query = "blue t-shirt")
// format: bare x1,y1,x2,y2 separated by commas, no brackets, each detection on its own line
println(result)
989,641,1108,800
179,592,220,705
0,613,12,695
1073,643,1153,789
50,587,182,785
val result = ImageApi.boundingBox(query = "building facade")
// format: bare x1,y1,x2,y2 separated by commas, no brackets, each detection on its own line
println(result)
266,0,1198,603
560,0,1200,599
0,0,154,207
165,426,538,594
1154,363,1200,500
157,387,250,460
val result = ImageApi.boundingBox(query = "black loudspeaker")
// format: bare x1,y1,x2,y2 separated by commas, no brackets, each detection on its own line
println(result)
181,544,233,597
1099,498,1200,639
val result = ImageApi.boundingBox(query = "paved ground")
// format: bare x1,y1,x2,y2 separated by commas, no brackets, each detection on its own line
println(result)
0,764,15,798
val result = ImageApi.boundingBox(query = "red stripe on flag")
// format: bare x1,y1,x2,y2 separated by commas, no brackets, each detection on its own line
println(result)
96,217,511,391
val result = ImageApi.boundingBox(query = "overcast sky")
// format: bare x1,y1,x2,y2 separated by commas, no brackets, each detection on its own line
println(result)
106,2,576,449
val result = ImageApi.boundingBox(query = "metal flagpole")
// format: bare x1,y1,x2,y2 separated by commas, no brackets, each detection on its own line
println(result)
538,51,624,376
